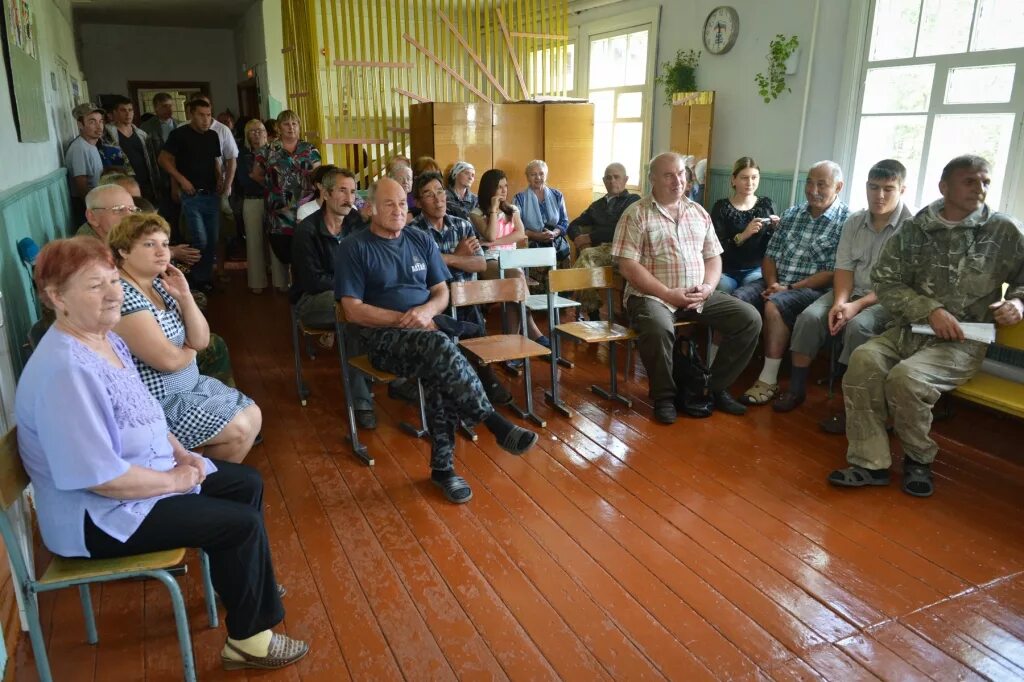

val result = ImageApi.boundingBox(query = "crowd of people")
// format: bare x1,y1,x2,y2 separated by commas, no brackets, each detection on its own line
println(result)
12,88,1024,672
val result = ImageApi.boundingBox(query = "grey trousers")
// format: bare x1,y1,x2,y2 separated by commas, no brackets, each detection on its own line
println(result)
296,290,372,410
844,328,986,469
790,291,893,364
626,292,761,400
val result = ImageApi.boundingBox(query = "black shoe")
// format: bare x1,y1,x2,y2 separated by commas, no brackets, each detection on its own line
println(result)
355,409,377,429
772,391,806,413
712,390,747,415
387,380,420,403
653,399,677,424
483,379,513,406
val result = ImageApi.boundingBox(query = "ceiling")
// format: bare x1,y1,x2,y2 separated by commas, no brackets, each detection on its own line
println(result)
71,0,258,29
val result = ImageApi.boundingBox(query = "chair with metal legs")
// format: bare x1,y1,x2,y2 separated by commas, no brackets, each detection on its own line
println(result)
334,302,429,466
290,303,335,406
0,428,217,682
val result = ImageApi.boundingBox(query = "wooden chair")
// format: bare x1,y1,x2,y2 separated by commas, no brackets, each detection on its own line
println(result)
545,267,637,417
498,246,580,369
954,321,1024,419
334,302,429,466
0,428,217,682
290,303,336,406
449,278,552,427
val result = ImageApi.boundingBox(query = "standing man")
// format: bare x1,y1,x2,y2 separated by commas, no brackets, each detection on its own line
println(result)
66,103,105,227
104,95,159,203
141,92,183,232
829,155,1024,497
159,98,222,293
613,152,762,424
737,161,849,406
335,178,539,504
775,159,913,415
569,162,641,320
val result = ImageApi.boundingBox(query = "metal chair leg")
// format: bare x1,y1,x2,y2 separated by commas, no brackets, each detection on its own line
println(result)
24,588,54,682
150,570,198,682
398,379,430,438
591,340,632,407
511,358,546,427
199,550,218,628
291,307,310,406
78,584,98,644
459,421,478,441
337,322,373,465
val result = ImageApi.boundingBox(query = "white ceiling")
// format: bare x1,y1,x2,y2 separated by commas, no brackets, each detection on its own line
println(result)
71,0,258,29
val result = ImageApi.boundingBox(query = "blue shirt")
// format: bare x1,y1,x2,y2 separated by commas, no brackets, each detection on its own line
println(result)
65,136,103,197
409,212,483,283
14,328,215,558
335,226,451,313
765,200,850,286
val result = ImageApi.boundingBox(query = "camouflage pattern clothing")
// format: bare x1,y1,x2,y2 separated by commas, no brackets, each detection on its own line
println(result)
196,333,236,388
361,328,493,472
844,199,1024,469
573,243,614,313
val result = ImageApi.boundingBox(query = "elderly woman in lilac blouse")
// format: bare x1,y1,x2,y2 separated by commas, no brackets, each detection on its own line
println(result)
14,237,308,671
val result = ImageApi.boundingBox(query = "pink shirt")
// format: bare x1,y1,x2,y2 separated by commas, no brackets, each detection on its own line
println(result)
472,206,517,251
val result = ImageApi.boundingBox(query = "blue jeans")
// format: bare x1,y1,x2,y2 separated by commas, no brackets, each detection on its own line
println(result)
181,193,221,286
717,266,762,293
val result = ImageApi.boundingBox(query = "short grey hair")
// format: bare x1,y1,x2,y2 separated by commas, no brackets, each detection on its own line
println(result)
647,152,686,184
85,184,130,209
604,162,627,177
808,160,844,184
525,159,547,174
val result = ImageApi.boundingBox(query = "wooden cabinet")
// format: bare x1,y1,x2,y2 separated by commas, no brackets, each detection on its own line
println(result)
410,101,594,218
669,91,715,205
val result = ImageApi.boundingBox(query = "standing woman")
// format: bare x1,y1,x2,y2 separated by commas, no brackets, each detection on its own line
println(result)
110,213,262,463
251,110,321,292
236,118,268,294
710,157,779,304
446,161,478,214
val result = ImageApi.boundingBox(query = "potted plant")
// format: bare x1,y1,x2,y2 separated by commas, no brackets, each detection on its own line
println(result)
655,49,701,106
754,34,799,103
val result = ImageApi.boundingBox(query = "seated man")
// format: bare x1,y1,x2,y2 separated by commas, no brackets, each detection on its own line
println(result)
775,159,913,414
335,178,539,504
569,162,641,320
613,152,762,424
290,167,376,429
737,161,850,406
409,170,512,405
829,154,1024,497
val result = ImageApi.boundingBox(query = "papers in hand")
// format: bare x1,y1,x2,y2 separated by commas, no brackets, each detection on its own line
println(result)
911,322,996,344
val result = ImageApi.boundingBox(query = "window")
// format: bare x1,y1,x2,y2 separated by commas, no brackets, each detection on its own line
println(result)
529,44,575,96
847,0,1024,211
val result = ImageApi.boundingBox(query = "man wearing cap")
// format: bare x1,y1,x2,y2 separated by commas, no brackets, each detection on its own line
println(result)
66,103,105,226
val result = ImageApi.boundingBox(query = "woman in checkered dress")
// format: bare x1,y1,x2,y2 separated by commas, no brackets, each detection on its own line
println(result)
109,213,262,463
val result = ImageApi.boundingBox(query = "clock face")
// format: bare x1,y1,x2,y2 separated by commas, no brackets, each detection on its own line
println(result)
703,6,739,55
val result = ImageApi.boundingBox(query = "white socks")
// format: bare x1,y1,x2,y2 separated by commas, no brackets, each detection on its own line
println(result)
758,357,782,385
224,629,272,659
707,343,720,366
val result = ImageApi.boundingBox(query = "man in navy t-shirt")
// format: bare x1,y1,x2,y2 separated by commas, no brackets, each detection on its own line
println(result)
335,178,537,504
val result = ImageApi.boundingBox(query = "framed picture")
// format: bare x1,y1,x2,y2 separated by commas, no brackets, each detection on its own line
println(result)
1,0,48,142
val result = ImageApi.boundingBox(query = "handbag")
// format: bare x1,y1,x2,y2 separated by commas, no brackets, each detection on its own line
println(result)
672,336,713,418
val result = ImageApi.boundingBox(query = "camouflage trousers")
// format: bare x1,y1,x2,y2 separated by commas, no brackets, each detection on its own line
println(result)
573,243,614,313
844,327,986,469
362,328,493,472
197,333,235,387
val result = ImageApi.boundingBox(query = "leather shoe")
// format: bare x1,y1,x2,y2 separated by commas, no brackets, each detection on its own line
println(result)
772,391,805,413
387,380,420,403
712,390,747,415
653,399,677,424
355,409,377,429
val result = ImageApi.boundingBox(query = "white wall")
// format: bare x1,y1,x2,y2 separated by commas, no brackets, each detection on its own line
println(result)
233,0,286,119
78,23,239,114
571,0,852,175
0,0,85,191
261,0,287,117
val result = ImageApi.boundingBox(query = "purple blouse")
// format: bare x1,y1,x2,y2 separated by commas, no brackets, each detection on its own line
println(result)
14,327,215,558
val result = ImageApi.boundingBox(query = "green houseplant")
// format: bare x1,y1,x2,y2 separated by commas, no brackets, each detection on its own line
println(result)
655,49,701,105
754,34,799,103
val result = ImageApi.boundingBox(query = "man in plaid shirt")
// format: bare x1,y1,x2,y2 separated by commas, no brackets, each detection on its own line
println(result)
733,161,849,406
613,152,762,424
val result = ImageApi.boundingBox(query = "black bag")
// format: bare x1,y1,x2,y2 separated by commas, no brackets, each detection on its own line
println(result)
672,336,713,418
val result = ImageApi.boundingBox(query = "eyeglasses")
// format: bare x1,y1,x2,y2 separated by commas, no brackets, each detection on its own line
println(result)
92,205,141,215
419,190,446,200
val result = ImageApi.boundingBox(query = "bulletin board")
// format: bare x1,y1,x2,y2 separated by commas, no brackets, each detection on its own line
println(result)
1,0,48,142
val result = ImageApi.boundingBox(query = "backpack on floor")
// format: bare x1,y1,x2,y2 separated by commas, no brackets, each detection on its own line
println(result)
672,336,713,418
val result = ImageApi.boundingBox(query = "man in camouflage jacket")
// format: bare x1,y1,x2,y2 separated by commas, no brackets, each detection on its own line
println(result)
829,155,1024,497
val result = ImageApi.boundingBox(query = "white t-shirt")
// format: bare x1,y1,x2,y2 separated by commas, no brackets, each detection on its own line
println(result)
296,199,321,222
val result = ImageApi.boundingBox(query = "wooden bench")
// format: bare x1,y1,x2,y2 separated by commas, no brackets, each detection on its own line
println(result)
953,322,1024,419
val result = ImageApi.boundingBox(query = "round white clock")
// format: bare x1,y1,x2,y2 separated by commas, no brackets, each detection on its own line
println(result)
703,6,739,55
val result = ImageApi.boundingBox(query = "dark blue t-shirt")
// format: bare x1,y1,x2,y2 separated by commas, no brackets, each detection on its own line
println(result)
334,226,451,313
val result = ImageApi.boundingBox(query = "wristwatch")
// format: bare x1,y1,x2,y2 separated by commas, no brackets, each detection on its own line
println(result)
733,234,744,246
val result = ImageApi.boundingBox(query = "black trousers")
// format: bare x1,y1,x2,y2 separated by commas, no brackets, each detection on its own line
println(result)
83,460,284,640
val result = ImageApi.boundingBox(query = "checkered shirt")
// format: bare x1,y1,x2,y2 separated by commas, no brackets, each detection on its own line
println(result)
611,194,723,313
765,200,850,286
410,212,483,283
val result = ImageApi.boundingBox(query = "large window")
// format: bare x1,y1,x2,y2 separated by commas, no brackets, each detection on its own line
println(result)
848,0,1024,211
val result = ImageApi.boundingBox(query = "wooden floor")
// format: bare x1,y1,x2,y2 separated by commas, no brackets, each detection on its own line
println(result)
13,274,1024,681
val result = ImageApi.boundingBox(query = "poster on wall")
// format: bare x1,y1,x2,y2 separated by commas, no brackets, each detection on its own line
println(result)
1,0,48,142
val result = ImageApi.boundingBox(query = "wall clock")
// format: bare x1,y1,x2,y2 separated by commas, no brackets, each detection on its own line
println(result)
703,6,739,55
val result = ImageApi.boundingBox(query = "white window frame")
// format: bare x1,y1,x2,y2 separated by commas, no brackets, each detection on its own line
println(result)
575,7,660,195
835,0,1024,214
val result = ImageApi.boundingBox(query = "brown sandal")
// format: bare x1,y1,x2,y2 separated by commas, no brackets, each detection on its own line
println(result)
222,633,310,670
